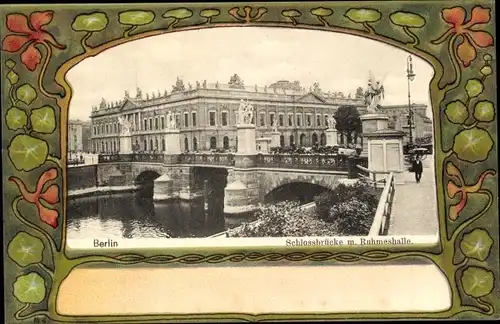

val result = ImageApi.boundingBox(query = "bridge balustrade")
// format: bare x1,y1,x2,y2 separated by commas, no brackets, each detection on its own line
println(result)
256,153,352,171
179,153,235,167
97,153,367,175
97,153,166,164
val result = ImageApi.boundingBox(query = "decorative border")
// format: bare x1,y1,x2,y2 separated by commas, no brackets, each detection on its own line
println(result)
1,2,498,322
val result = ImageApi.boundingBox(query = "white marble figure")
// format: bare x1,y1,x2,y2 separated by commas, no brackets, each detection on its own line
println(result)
166,111,176,130
118,116,132,136
365,71,386,114
271,118,278,132
244,103,254,125
328,115,336,129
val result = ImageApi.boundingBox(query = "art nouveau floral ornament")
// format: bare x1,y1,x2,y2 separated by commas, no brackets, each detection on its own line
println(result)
431,6,494,67
2,10,66,71
0,2,498,322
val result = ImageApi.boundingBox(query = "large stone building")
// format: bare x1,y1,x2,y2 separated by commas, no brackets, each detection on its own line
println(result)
378,103,433,144
90,76,367,154
69,119,91,153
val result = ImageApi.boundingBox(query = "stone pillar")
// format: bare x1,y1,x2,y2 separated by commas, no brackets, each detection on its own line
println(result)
162,128,181,164
326,128,338,146
364,131,406,185
236,124,256,155
360,113,389,157
119,134,132,154
153,174,176,201
256,137,272,153
224,170,260,215
270,131,281,148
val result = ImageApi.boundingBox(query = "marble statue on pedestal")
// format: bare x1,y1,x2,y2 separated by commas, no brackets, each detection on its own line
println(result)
328,115,336,129
118,116,132,136
238,99,254,125
364,71,386,114
166,111,176,130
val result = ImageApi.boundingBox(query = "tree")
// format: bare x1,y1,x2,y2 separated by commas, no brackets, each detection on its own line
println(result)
334,105,362,144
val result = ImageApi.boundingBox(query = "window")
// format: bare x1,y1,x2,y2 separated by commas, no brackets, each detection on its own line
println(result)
105,124,109,134
296,114,302,127
149,118,153,130
150,139,153,151
279,114,284,127
100,125,104,134
280,135,285,147
316,115,321,127
288,114,293,127
209,111,216,126
193,137,198,151
184,137,189,151
105,142,108,152
222,112,228,126
223,136,229,149
184,112,189,127
143,139,147,151
176,114,180,128
259,113,265,126
144,119,147,130
270,113,275,127
289,135,294,146
93,126,96,135
162,139,165,151
161,116,164,129
306,114,312,127
324,115,329,128
210,136,217,149
192,112,197,126
155,117,159,130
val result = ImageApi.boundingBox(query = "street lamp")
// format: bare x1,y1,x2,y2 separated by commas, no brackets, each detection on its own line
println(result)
406,55,416,147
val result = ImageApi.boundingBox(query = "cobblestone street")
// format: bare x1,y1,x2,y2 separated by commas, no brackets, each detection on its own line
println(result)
387,155,439,236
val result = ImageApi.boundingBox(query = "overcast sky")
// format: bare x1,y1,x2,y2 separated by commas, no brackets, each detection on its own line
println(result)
68,27,433,121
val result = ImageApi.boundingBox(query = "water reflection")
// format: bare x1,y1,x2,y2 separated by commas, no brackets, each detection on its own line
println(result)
67,191,255,239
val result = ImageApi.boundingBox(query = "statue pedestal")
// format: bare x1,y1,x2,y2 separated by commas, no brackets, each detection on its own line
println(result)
360,113,389,157
364,129,406,185
269,131,281,148
326,128,338,146
256,137,272,153
163,129,181,154
119,134,132,154
236,124,257,155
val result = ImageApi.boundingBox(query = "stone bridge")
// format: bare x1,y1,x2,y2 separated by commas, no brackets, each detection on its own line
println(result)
86,153,366,214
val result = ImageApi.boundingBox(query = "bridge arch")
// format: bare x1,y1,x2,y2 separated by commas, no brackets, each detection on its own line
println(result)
134,170,161,184
264,181,332,204
260,171,344,203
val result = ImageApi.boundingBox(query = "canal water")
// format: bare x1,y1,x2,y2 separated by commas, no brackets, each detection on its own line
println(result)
66,190,255,239
66,180,328,240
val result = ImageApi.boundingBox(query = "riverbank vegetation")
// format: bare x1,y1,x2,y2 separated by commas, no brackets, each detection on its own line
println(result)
227,179,381,237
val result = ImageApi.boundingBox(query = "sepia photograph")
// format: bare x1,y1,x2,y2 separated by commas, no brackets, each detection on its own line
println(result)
66,27,439,248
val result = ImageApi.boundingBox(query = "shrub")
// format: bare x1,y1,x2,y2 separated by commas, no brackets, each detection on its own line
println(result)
313,178,379,221
327,198,372,235
228,201,340,237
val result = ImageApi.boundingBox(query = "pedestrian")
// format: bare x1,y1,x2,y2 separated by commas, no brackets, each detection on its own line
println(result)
412,155,423,183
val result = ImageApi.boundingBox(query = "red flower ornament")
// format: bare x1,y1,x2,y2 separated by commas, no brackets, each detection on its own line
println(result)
433,6,494,67
2,11,66,71
446,161,495,221
9,168,60,228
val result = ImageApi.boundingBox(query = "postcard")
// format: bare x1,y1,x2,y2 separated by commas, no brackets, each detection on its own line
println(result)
2,1,498,322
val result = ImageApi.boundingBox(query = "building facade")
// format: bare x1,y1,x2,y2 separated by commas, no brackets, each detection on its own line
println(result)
378,103,433,144
90,77,367,154
68,119,91,153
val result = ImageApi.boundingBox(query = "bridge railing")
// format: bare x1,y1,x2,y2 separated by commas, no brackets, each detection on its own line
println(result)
368,172,395,236
256,154,352,171
98,153,165,163
179,153,235,167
